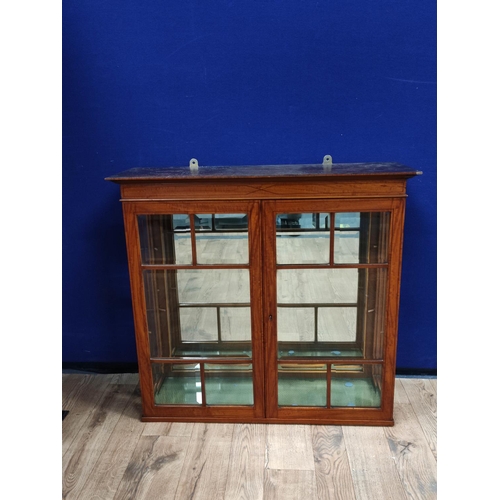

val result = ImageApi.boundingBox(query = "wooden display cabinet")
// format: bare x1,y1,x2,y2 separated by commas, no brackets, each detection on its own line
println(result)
106,160,420,425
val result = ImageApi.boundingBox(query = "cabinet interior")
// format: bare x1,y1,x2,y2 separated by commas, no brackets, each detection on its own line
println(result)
141,211,388,410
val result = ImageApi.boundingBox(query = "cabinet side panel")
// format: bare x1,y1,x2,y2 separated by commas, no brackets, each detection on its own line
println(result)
122,203,155,415
382,197,407,419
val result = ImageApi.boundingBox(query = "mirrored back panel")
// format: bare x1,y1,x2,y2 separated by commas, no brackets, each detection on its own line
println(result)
275,211,390,361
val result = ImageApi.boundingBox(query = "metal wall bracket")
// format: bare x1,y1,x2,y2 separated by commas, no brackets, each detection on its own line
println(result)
322,154,333,170
189,158,199,173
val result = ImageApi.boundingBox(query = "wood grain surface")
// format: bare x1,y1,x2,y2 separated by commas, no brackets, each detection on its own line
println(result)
265,424,316,470
264,469,318,500
76,386,143,500
224,424,266,500
343,425,407,500
312,425,356,500
106,162,420,182
400,378,437,460
62,374,437,500
383,380,437,500
173,423,234,499
62,374,116,458
62,380,138,499
113,435,190,500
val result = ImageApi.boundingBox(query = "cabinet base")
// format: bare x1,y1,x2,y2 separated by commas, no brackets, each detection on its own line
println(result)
140,415,395,426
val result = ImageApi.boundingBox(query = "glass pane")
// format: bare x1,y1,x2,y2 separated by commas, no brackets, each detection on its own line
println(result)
334,231,360,264
144,269,251,358
276,213,330,264
220,307,251,341
278,364,327,407
331,364,382,407
178,269,250,304
195,214,248,264
278,307,314,342
334,212,390,264
318,307,357,342
179,307,218,341
335,212,360,228
277,269,358,304
205,364,253,405
278,345,363,358
359,268,387,360
173,344,252,358
153,363,202,405
276,269,386,359
138,214,192,265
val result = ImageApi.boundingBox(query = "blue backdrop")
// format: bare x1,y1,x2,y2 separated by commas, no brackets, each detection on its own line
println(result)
63,0,436,370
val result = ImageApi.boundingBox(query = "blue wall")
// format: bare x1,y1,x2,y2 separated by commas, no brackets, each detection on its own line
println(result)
63,0,436,370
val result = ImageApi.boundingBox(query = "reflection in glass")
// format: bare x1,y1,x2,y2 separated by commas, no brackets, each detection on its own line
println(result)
358,268,387,360
220,307,251,341
277,269,358,304
334,212,360,228
334,212,390,264
205,364,253,405
278,364,327,407
318,307,357,342
277,363,382,408
334,231,360,264
276,213,330,264
144,269,251,358
195,214,249,264
276,269,387,359
331,364,382,407
196,214,248,231
172,343,252,358
179,307,218,341
278,346,362,358
178,269,250,304
278,307,314,342
138,214,192,265
153,363,202,405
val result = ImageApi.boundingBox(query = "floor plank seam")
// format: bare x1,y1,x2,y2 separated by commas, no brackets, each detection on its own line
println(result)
62,375,114,460
62,375,437,500
170,422,197,500
400,379,437,461
65,380,139,500
106,384,152,500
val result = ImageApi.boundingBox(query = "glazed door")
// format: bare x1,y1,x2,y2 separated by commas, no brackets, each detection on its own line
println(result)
123,200,265,420
262,198,405,423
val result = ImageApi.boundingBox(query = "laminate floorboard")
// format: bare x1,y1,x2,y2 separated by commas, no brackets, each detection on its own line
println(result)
76,385,143,500
401,378,437,460
113,435,190,500
312,425,356,500
225,424,266,500
264,469,318,500
343,424,407,500
384,380,437,500
62,380,137,499
430,378,437,393
62,374,88,409
62,374,437,500
173,423,234,500
62,374,116,458
141,421,194,438
265,424,316,471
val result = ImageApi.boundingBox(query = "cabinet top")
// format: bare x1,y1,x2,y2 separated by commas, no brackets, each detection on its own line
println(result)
105,162,421,183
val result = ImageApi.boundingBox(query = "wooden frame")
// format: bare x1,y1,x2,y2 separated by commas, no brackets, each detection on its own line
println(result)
262,198,405,424
107,162,419,425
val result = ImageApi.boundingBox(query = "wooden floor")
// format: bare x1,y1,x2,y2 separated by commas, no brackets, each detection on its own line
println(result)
62,373,436,500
